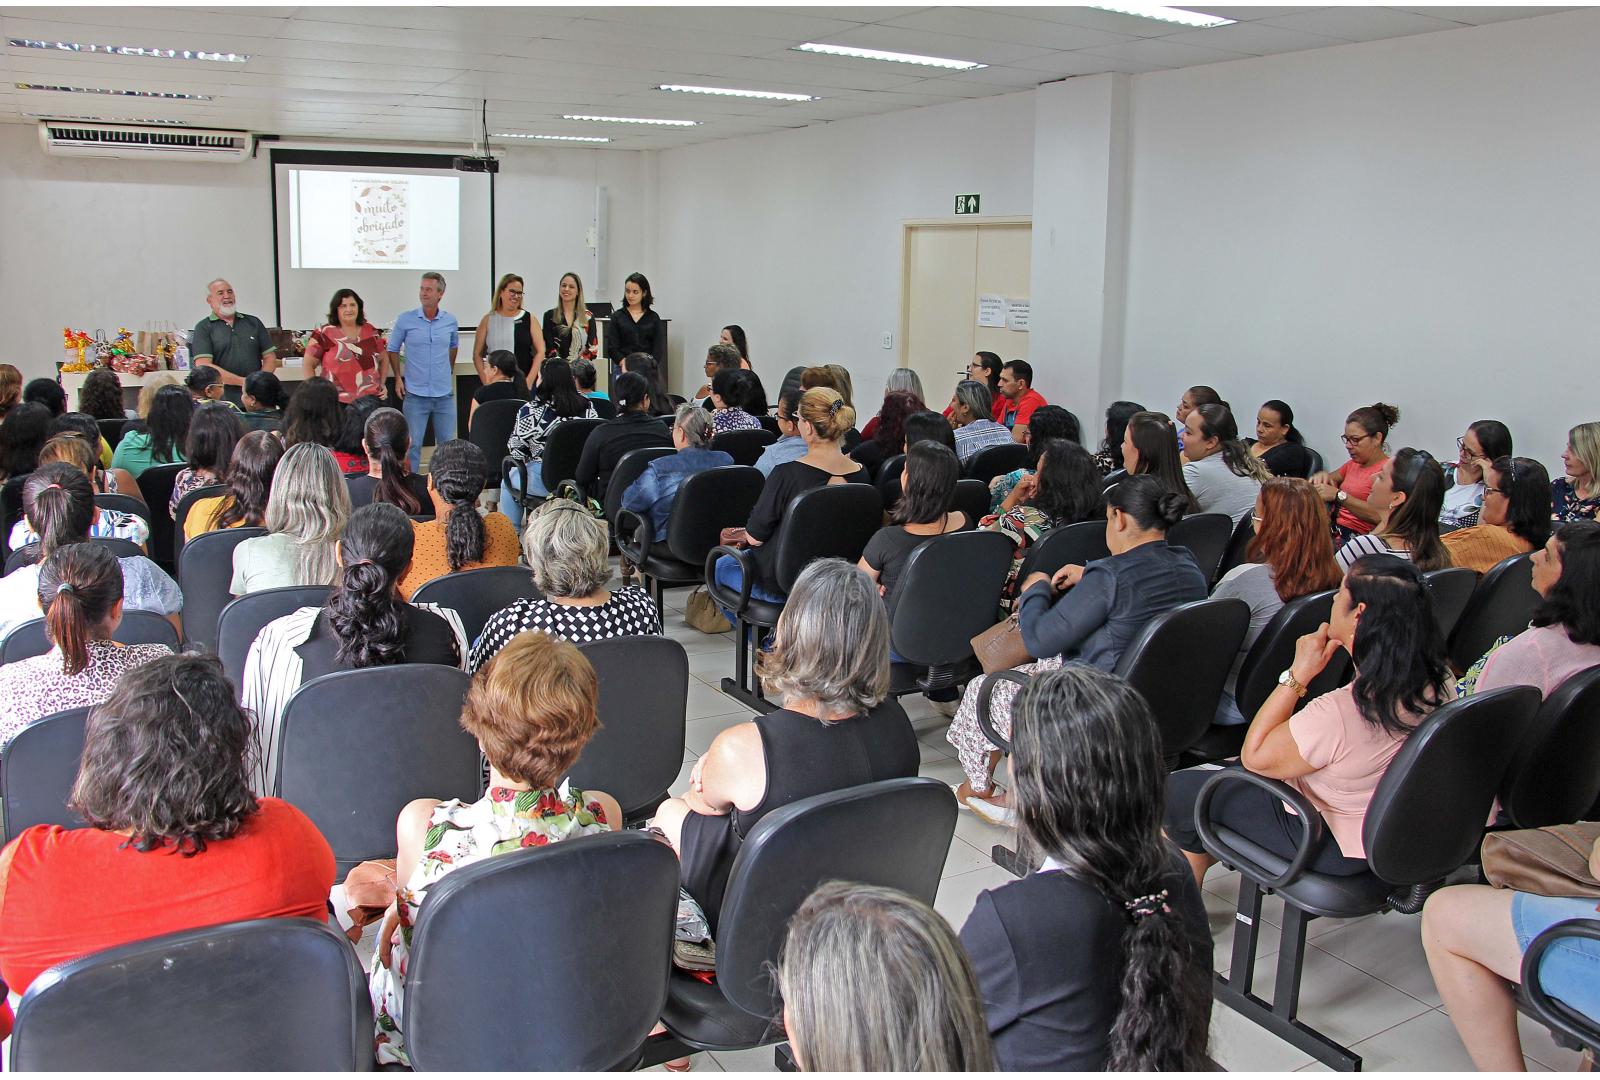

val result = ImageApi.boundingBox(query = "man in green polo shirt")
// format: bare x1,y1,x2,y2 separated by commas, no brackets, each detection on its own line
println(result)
191,278,279,389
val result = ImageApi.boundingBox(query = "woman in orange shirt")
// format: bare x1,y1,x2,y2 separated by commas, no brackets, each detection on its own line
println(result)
184,429,285,540
397,440,520,599
1311,402,1399,543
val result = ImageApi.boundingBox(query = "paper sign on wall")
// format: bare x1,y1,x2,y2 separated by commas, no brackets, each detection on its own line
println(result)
351,178,410,265
977,294,1005,328
1005,299,1030,333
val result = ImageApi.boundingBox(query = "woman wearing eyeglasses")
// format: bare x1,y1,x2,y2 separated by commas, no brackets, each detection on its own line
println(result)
473,273,543,382
1311,402,1399,544
1441,456,1551,575
1332,447,1453,572
1440,420,1512,529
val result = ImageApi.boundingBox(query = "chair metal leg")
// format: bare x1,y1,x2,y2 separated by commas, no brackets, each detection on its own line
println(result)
774,1043,799,1072
639,1032,694,1070
720,618,778,714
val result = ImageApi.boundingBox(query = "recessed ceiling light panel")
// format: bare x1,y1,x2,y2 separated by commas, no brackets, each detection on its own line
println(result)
16,82,213,100
793,43,986,70
7,38,249,62
658,84,818,102
24,112,189,124
1080,4,1235,28
562,114,698,127
492,132,611,142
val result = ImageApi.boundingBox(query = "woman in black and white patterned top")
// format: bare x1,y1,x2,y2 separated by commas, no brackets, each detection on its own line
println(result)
470,498,662,672
0,543,173,745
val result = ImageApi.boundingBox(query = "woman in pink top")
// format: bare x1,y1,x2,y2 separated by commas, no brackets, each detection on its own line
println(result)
303,289,387,405
1311,402,1400,543
1165,555,1454,884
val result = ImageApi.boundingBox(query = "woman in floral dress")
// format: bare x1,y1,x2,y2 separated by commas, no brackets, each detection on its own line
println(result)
367,630,623,1066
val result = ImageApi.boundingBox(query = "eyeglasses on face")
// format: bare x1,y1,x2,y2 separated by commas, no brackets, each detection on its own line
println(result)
1455,437,1483,462
1484,486,1511,498
1340,432,1374,446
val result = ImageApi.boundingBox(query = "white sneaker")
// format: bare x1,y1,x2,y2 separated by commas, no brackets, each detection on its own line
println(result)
965,796,1016,828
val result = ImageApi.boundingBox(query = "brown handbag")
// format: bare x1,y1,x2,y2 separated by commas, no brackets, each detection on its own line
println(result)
1481,821,1600,899
971,611,1033,674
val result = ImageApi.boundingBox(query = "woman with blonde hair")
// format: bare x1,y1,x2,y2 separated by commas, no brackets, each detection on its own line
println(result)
1552,419,1600,522
230,442,350,594
541,271,591,364
474,272,542,382
134,370,183,420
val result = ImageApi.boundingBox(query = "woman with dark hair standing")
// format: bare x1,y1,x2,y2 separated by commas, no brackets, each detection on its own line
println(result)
605,272,663,364
242,502,467,792
347,407,429,515
280,376,342,452
397,440,519,599
0,653,335,1003
0,401,54,482
78,368,131,423
185,429,284,538
1440,419,1513,529
542,272,591,364
1249,399,1314,478
1166,555,1454,885
1312,402,1399,541
1334,447,1452,571
1120,410,1198,512
573,371,672,504
240,370,287,432
708,368,762,434
989,404,1081,511
853,389,922,480
305,288,387,404
474,273,541,382
501,358,598,523
0,544,174,745
1442,456,1550,575
1182,401,1269,526
859,441,968,610
961,666,1212,1071
1095,400,1144,477
982,439,1105,605
169,401,244,515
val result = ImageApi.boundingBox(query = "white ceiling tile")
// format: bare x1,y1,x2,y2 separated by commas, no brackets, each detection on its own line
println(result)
818,23,1058,65
0,6,289,38
1005,51,1148,76
575,7,870,39
543,17,799,59
1077,37,1257,67
923,64,1050,88
1257,8,1473,40
1181,7,1331,20
877,7,1139,51
1387,6,1574,24
1161,21,1353,53
713,55,928,92
1,17,273,56
984,7,1196,38
271,19,527,58
286,7,576,36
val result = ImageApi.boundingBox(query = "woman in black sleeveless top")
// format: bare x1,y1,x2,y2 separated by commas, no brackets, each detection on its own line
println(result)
652,558,919,933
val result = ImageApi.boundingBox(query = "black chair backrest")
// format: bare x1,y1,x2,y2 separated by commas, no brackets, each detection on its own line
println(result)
1500,665,1600,829
0,472,28,561
11,917,375,1071
568,636,689,819
172,482,228,549
757,414,780,436
1423,566,1479,641
710,428,776,467
1217,514,1256,581
412,564,543,649
715,777,958,1019
467,399,525,487
1101,467,1127,492
93,492,149,524
1233,589,1349,721
405,832,677,1070
590,397,617,419
603,445,677,524
1303,448,1325,478
216,585,333,693
1015,518,1111,582
1166,513,1234,584
875,453,907,514
96,417,128,449
275,665,478,874
662,465,767,567
889,531,1014,666
772,483,883,593
5,535,146,575
1114,597,1252,760
540,416,606,492
964,441,1027,485
1363,684,1541,884
177,526,267,652
136,461,187,570
1449,552,1539,672
1,610,178,665
0,704,92,842
951,478,991,529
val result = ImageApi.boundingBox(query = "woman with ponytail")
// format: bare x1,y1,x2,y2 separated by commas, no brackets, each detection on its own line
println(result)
1181,401,1270,526
241,502,467,793
0,543,174,745
961,666,1211,1070
397,440,519,600
347,407,430,514
186,429,284,538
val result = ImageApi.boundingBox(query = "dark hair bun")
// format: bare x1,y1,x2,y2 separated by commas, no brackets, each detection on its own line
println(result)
1372,402,1400,427
1155,491,1188,528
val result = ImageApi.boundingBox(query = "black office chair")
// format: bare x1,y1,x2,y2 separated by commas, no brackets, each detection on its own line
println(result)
590,397,618,419
468,398,525,493
176,526,265,652
275,665,479,875
1101,467,1127,492
1449,552,1539,673
1199,684,1542,1071
1217,514,1256,581
1523,919,1600,1056
964,442,1027,485
216,585,332,694
10,918,376,1071
500,416,604,514
886,531,1014,699
875,453,907,514
93,491,150,525
1,609,179,665
405,832,678,1070
0,472,28,562
616,465,765,617
1014,518,1111,582
642,777,958,1069
757,414,780,436
1303,448,1325,478
1498,665,1600,829
136,461,187,572
1167,512,1234,585
568,636,689,821
171,482,228,550
0,704,91,842
412,565,542,645
96,417,128,450
602,445,676,525
706,482,882,711
710,428,776,467
1115,597,1252,765
951,478,991,529
5,535,146,575
1423,566,1479,641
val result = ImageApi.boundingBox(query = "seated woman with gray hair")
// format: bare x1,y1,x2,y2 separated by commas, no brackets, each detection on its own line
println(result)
619,404,733,542
468,497,661,672
651,558,919,933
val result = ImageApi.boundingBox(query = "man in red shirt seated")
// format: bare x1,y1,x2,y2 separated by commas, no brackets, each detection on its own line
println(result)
996,360,1048,442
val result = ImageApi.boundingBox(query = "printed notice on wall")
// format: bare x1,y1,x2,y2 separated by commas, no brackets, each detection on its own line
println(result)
1006,298,1030,332
977,294,1006,328
351,178,410,265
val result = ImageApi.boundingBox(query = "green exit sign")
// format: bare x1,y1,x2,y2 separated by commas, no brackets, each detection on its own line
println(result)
955,193,981,215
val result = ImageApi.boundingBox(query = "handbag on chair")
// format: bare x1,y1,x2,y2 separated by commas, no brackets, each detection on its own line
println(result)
1482,822,1600,899
971,611,1032,674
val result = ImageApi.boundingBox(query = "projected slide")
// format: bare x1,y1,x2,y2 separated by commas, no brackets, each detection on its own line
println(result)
289,170,460,271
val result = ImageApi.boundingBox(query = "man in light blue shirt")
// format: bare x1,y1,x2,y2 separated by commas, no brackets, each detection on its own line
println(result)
386,272,460,471
754,386,807,476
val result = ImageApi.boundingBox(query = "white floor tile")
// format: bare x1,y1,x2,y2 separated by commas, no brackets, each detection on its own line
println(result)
915,756,966,788
1515,1010,1587,1071
1307,911,1439,1006
1204,879,1280,977
1209,995,1317,1071
933,864,1014,929
685,675,741,721
705,1044,782,1072
686,647,735,685
1232,942,1434,1048
683,710,755,756
642,1050,723,1072
1344,1007,1483,1072
941,835,996,879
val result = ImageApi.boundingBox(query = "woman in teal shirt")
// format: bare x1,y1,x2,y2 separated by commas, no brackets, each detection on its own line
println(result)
110,385,190,478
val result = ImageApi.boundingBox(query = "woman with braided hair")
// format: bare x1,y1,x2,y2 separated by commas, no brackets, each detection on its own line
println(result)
959,665,1212,1071
397,439,519,599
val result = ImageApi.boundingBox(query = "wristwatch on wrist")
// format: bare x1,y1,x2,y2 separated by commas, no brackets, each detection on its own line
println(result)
1336,489,1349,504
1278,668,1309,698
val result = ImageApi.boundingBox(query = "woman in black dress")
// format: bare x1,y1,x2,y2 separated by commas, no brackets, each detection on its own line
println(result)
605,272,663,364
541,271,593,365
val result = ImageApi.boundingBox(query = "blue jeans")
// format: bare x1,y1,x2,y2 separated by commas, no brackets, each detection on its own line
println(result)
1512,893,1600,1021
497,464,550,529
712,554,785,628
402,392,455,472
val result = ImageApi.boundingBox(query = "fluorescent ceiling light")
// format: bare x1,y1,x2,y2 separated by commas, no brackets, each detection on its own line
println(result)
562,114,698,127
26,113,190,125
16,82,212,100
1080,4,1235,28
793,43,985,70
7,38,249,62
493,132,611,143
658,84,817,102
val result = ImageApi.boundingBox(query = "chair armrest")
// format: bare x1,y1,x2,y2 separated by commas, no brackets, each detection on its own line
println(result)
501,456,526,506
704,544,754,616
974,670,1032,754
1194,768,1327,890
1523,918,1600,1049
615,508,654,564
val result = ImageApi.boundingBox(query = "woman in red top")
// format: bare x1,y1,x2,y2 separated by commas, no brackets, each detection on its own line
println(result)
0,653,334,1023
304,289,387,405
1312,402,1399,543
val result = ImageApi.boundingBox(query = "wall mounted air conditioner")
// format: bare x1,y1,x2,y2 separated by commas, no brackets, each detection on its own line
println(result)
38,121,250,162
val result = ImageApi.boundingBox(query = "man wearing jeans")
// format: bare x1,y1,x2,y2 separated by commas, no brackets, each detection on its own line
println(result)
387,272,460,471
